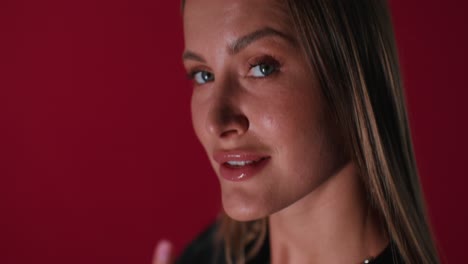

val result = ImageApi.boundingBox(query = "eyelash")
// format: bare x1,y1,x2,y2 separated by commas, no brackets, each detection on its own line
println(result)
187,68,207,80
248,55,281,72
186,54,282,84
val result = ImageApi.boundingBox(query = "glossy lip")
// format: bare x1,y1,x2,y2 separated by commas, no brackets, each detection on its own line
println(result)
213,151,271,182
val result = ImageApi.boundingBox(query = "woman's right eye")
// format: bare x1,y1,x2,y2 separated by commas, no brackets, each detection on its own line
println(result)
192,71,215,85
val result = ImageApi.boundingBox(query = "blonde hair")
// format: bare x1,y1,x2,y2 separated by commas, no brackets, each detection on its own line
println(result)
213,0,440,263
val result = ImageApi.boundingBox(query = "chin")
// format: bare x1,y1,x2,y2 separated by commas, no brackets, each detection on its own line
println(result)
223,206,266,222
221,192,271,222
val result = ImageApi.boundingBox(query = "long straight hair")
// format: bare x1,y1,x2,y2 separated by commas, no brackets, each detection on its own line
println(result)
183,0,440,263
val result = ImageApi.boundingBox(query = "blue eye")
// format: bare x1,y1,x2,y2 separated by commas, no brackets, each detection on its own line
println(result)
248,61,279,78
193,71,214,84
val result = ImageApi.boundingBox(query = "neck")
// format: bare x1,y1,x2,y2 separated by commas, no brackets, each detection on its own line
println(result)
268,162,388,264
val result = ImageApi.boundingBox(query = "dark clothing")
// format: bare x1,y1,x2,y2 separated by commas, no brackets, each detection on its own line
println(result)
176,222,405,264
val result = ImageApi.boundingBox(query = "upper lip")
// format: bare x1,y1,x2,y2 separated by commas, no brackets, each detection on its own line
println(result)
213,150,270,164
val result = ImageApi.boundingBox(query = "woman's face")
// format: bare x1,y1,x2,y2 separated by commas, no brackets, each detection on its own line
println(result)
183,0,348,221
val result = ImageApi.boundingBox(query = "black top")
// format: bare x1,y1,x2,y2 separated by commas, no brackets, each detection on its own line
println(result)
176,222,405,264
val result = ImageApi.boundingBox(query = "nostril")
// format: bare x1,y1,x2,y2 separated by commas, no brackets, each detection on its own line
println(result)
218,114,249,138
205,94,249,138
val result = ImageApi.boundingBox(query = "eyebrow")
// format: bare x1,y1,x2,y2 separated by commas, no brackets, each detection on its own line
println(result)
182,51,206,63
182,27,295,63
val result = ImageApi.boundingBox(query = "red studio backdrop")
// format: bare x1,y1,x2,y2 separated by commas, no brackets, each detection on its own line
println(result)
0,0,466,263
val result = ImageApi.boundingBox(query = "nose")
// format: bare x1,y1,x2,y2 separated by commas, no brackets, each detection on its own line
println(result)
205,82,249,139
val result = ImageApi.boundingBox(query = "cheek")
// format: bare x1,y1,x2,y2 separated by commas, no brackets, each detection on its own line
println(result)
256,113,279,138
279,109,345,192
257,83,332,176
256,91,323,146
190,95,207,145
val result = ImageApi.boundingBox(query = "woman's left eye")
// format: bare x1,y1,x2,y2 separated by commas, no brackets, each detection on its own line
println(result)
248,63,278,77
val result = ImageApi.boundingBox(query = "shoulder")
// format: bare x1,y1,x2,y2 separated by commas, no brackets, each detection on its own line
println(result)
372,243,406,264
175,222,223,264
175,221,270,264
176,222,403,264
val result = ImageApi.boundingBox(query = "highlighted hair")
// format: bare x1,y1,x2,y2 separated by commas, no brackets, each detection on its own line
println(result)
183,0,440,263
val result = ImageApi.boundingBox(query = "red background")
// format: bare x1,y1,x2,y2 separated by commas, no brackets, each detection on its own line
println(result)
0,1,466,263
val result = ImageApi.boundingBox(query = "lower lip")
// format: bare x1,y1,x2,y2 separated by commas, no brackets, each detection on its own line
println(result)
219,157,270,182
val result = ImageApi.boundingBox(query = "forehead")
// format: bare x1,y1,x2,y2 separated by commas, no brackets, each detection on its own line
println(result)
183,0,291,45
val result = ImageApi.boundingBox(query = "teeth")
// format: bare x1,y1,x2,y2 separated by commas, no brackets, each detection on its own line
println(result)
226,160,255,166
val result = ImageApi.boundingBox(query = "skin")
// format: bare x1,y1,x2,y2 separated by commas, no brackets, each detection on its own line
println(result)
154,0,389,263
